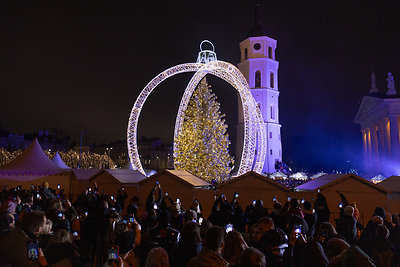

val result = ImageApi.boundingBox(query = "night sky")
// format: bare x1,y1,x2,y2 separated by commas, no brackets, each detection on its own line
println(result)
1,1,399,173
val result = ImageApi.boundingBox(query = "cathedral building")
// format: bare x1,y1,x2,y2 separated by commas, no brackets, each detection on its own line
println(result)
354,72,399,176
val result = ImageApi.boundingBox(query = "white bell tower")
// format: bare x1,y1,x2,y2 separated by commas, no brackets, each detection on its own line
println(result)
236,4,282,174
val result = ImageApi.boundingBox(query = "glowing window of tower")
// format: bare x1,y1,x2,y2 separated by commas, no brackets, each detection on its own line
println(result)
268,47,273,59
255,71,261,87
270,72,274,88
244,48,248,60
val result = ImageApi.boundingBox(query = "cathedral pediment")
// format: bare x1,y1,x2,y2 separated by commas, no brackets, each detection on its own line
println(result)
354,96,385,125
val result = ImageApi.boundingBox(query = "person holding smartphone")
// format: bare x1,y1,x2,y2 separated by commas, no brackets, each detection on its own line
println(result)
109,195,122,214
145,181,163,214
105,231,137,267
0,211,48,266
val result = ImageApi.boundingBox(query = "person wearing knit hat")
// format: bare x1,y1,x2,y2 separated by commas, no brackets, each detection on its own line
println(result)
343,206,354,217
41,181,56,200
373,207,394,237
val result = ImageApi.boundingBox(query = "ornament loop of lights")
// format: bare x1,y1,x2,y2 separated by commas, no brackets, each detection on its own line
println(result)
197,40,217,64
127,42,267,176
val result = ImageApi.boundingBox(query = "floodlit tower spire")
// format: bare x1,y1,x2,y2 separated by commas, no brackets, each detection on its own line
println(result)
248,1,266,38
236,3,282,174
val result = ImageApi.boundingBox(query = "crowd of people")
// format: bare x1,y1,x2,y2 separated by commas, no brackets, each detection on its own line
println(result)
0,181,399,267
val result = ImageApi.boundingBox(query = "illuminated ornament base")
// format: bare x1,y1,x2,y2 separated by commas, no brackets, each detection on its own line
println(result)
127,42,266,177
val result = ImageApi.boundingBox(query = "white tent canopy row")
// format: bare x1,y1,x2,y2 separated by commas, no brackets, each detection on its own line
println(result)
270,172,309,180
0,138,61,176
289,172,308,180
0,139,146,185
269,171,287,179
371,174,386,184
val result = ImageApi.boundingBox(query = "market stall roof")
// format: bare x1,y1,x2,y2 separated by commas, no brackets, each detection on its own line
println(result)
52,152,71,170
139,169,211,188
218,171,290,192
89,169,146,184
72,169,101,181
0,138,61,176
295,173,387,194
166,170,211,187
310,172,327,179
378,175,400,192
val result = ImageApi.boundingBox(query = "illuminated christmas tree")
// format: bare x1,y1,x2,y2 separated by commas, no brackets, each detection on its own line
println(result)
174,77,234,182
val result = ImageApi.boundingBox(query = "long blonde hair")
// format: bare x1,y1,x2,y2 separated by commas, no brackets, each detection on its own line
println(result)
47,229,72,248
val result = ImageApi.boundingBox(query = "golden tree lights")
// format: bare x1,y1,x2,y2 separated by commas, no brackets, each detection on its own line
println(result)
0,148,115,169
0,148,22,166
174,78,234,182
45,151,116,169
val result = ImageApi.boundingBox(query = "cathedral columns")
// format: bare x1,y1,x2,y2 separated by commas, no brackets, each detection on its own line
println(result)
385,118,391,155
355,83,400,175
378,122,386,157
370,125,379,169
361,129,368,170
389,115,400,158
366,128,372,161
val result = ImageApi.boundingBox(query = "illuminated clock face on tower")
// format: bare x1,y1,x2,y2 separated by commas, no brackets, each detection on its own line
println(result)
253,43,261,50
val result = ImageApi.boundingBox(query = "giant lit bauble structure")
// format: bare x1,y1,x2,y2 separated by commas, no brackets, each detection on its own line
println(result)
127,41,267,177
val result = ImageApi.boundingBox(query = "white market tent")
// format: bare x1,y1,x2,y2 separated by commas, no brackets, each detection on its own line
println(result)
269,171,287,179
371,174,386,184
289,172,308,180
52,152,71,170
0,139,74,191
0,138,61,177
